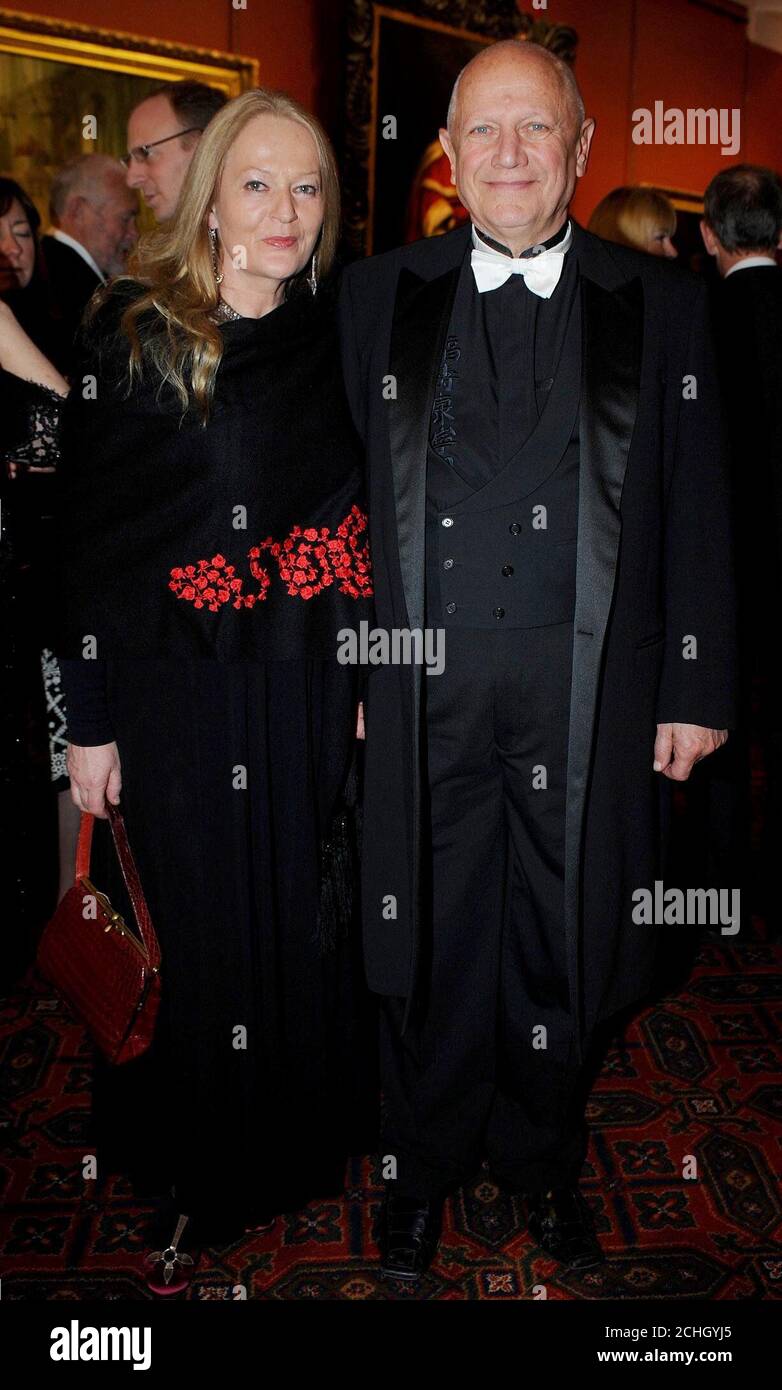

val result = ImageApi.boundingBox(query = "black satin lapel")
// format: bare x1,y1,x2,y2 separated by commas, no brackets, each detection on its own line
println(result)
580,275,644,534
388,264,460,630
388,263,461,1037
565,274,644,1055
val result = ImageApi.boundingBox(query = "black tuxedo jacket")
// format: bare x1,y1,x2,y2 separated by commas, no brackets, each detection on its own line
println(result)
40,234,104,374
709,263,782,647
338,219,737,1048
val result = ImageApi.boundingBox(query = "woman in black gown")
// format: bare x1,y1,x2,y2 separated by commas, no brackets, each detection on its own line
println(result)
1,300,70,983
56,89,377,1282
1,181,78,918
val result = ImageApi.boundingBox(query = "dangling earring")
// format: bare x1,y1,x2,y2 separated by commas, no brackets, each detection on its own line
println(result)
209,226,223,285
308,251,318,296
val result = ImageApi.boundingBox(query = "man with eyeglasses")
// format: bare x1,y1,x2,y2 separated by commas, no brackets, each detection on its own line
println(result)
124,80,227,222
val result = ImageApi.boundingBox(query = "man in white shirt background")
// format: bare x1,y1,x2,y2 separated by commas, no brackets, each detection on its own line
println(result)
701,166,782,278
697,165,782,941
40,154,138,372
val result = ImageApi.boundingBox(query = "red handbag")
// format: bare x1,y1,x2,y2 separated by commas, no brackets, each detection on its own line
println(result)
37,801,162,1064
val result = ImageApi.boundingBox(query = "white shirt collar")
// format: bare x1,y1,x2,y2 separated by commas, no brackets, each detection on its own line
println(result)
49,228,107,284
470,218,572,260
725,255,777,278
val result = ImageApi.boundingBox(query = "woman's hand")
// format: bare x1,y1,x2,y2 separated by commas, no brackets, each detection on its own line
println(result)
356,701,365,740
67,742,122,818
6,457,56,478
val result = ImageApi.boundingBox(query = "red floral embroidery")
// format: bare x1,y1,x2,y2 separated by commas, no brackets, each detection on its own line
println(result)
256,505,373,601
253,525,333,600
332,504,373,599
169,553,270,611
169,507,372,610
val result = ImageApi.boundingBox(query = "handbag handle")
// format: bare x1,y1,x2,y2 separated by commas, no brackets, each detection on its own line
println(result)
74,811,94,882
73,803,161,970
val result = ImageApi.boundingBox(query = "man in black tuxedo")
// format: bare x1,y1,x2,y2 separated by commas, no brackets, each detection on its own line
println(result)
41,154,138,375
700,166,782,932
339,40,736,1278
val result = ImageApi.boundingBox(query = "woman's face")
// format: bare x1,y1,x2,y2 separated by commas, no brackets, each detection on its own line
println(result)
0,197,36,291
646,223,678,258
208,114,324,298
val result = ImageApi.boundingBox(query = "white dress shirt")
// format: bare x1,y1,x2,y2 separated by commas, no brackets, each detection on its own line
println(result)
725,255,778,278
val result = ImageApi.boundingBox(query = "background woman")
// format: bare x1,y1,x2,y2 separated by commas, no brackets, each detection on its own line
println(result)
0,220,75,968
588,185,678,258
0,176,67,365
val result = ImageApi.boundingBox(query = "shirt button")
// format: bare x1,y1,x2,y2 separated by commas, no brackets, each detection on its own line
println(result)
509,522,521,535
493,607,505,620
446,601,457,615
442,516,454,528
443,558,454,570
502,564,514,577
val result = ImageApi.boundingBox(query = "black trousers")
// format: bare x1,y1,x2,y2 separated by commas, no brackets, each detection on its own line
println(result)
380,621,595,1199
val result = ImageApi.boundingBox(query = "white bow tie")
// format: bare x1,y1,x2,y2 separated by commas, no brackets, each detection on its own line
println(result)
470,222,572,298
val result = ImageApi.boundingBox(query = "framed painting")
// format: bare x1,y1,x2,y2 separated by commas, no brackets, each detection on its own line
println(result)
0,7,258,230
342,0,578,257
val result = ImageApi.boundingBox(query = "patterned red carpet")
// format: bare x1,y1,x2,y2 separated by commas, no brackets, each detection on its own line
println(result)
1,928,780,1302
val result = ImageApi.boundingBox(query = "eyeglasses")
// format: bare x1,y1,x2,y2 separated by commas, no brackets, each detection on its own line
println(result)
121,127,201,168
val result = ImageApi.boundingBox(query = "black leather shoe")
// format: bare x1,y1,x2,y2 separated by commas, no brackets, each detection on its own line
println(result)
378,1193,443,1280
524,1186,605,1270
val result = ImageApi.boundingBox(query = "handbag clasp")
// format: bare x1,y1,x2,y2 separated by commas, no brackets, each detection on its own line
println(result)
79,875,150,963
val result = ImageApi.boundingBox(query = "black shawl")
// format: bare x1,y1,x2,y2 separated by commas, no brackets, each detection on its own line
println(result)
56,282,372,662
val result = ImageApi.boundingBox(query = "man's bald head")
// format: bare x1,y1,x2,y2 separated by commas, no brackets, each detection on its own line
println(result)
446,39,585,144
438,37,594,257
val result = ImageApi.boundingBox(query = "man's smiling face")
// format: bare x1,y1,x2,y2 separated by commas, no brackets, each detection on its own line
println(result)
439,49,594,254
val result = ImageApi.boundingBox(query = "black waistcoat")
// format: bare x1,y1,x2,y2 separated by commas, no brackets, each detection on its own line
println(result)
425,237,581,630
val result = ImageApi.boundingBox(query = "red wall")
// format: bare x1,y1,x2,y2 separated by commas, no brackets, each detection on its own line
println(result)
743,38,782,170
11,0,782,222
9,0,322,109
557,0,782,222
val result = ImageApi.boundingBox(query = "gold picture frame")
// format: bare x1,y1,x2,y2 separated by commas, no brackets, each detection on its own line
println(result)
0,7,258,227
342,0,578,257
0,7,257,89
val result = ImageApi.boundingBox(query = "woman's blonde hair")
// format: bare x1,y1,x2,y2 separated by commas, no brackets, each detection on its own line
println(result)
100,88,340,423
588,186,676,252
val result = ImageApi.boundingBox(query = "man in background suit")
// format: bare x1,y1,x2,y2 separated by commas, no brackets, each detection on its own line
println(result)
700,165,782,933
41,155,138,375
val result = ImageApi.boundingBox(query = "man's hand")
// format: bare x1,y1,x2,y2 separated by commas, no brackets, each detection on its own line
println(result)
356,701,365,740
653,723,727,781
67,742,122,817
